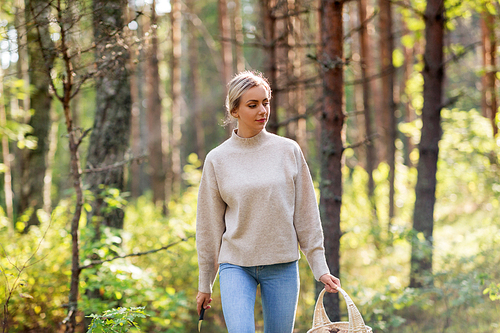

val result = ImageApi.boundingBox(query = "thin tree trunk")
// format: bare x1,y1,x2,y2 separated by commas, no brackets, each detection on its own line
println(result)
147,0,167,211
409,0,445,289
219,0,234,137
481,10,498,137
359,0,377,230
293,0,307,153
171,0,182,197
0,67,13,228
187,0,206,161
21,0,55,229
318,0,344,321
129,4,141,199
234,0,245,73
55,3,84,331
402,20,415,167
87,0,131,229
261,0,279,134
43,105,58,213
379,0,396,235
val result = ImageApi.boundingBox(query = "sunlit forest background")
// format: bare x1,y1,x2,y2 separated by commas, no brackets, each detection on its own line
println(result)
1,0,499,332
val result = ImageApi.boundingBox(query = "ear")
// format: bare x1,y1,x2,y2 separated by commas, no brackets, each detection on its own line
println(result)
231,109,239,118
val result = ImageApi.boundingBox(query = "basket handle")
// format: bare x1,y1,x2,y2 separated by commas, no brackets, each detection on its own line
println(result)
311,287,368,332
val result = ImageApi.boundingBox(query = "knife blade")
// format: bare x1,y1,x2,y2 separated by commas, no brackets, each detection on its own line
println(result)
198,307,205,332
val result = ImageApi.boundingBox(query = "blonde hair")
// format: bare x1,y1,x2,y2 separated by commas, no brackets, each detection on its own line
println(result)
224,71,272,126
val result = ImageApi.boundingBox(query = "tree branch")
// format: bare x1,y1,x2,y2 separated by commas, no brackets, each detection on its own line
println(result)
344,133,380,151
442,41,481,69
83,154,148,174
78,236,194,271
344,9,378,40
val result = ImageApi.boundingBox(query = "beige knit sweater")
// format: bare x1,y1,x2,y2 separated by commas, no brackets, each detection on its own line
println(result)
196,129,330,293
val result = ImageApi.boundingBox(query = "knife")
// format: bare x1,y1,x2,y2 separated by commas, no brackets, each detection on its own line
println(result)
198,307,206,332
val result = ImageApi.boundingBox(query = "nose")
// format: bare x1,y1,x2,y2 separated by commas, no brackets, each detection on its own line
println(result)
259,104,267,115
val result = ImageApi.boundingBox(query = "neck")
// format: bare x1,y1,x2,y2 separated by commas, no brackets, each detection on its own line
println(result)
231,128,269,148
236,128,263,138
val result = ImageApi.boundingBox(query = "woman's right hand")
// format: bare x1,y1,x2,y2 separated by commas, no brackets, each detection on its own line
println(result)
196,292,212,316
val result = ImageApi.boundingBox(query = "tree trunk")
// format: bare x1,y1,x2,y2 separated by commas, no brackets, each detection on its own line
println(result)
43,106,58,213
359,0,377,231
20,0,55,229
402,20,415,167
87,0,131,229
318,0,344,321
379,0,396,236
0,67,14,228
481,10,498,137
234,0,245,73
219,0,235,137
147,0,167,211
129,4,141,199
187,0,206,161
261,0,279,134
409,0,445,289
292,0,307,153
171,0,182,197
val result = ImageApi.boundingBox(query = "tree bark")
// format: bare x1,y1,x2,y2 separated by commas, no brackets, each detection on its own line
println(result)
409,0,445,288
402,20,415,167
234,0,245,73
291,0,307,153
129,4,141,199
219,0,235,137
86,0,131,229
171,0,182,197
0,67,14,228
318,0,344,321
146,0,167,211
358,0,376,217
481,10,498,137
20,0,55,229
261,0,279,134
379,0,396,236
187,0,206,161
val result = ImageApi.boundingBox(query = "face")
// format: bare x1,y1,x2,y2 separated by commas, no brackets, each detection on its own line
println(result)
231,85,270,138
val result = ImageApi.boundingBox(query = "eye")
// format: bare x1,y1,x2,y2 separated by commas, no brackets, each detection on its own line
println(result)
263,101,269,107
248,104,257,108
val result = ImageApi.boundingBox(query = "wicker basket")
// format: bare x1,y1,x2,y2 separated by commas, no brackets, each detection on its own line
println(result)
307,287,373,333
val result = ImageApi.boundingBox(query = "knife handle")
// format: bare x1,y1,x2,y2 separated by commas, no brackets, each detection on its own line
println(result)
199,307,206,321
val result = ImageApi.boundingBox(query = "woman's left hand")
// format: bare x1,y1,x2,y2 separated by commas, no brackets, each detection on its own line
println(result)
319,273,341,293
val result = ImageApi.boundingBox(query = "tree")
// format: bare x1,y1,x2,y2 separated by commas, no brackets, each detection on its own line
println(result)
480,6,498,137
0,67,13,227
18,0,55,229
146,0,167,212
86,0,131,229
219,0,235,137
358,0,377,228
409,0,445,288
170,0,182,197
318,0,345,321
379,0,396,235
260,0,279,134
233,0,245,73
186,0,206,161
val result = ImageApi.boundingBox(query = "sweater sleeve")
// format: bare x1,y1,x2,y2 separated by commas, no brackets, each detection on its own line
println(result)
293,147,331,281
196,156,227,293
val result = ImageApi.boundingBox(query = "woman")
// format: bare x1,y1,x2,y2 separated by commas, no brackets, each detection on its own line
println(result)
196,71,340,333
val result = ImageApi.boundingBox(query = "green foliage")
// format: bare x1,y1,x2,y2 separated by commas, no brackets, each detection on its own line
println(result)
483,282,500,301
86,307,148,333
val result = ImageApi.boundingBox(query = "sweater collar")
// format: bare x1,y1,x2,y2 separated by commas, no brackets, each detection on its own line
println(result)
231,128,269,147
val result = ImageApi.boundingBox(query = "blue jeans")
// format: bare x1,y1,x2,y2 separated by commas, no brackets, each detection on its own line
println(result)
219,261,300,333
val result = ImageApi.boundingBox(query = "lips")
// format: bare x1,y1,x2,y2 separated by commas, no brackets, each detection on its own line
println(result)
256,118,267,123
